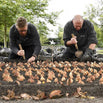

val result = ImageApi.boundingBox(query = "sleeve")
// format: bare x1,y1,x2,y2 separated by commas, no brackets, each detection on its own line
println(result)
87,21,98,46
63,22,72,47
30,24,41,57
9,26,19,54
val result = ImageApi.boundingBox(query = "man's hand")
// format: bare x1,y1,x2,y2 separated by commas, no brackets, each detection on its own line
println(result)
70,36,77,44
17,50,25,56
81,48,96,62
27,56,35,63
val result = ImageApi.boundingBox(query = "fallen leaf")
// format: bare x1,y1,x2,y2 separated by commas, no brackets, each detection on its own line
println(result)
74,87,87,98
20,93,31,100
2,96,10,100
32,96,39,100
7,89,15,99
49,90,62,99
36,90,46,100
14,96,21,99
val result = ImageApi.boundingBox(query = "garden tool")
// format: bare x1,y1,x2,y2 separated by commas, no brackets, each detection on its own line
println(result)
19,44,25,60
71,34,83,58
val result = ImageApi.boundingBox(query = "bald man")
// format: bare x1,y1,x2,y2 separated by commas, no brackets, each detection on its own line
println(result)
62,15,98,61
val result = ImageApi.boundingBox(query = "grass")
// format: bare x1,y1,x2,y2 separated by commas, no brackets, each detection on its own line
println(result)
97,49,103,54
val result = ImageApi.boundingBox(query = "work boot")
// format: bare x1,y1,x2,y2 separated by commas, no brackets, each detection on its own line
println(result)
92,54,103,62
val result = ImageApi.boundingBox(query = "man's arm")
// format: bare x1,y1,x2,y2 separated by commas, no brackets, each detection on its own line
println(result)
87,21,98,49
27,24,41,63
27,44,41,63
29,24,41,58
63,21,73,47
89,44,96,50
81,21,97,61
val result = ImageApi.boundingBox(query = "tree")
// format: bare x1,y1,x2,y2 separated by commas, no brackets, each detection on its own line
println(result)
83,0,103,47
55,26,64,45
0,0,61,47
0,0,19,47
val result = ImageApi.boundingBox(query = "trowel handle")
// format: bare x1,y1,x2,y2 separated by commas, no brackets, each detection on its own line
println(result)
19,44,25,60
71,34,78,50
75,43,78,50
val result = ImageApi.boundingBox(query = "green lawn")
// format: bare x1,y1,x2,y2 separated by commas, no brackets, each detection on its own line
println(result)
97,49,103,54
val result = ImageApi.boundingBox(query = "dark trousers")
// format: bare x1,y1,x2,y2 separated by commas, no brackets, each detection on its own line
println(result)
62,47,76,58
9,45,35,60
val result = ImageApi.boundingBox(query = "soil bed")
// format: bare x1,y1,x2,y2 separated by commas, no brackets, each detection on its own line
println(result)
0,60,103,101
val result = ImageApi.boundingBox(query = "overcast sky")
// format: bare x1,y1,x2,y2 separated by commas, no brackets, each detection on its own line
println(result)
47,0,97,38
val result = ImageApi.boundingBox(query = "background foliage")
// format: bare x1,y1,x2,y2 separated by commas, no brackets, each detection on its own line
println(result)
0,0,103,47
83,0,103,47
0,0,61,47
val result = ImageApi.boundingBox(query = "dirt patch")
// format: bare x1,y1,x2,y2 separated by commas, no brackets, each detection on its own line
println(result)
0,60,103,101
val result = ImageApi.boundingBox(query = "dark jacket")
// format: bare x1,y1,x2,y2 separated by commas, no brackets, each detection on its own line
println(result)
9,23,41,57
63,20,98,52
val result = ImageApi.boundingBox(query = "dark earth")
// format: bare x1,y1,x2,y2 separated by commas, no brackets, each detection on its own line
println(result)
0,46,103,102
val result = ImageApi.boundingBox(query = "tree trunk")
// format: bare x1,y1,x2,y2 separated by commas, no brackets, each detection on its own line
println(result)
4,23,7,48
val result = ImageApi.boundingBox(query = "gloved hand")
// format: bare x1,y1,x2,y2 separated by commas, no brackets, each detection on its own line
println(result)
81,48,96,62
